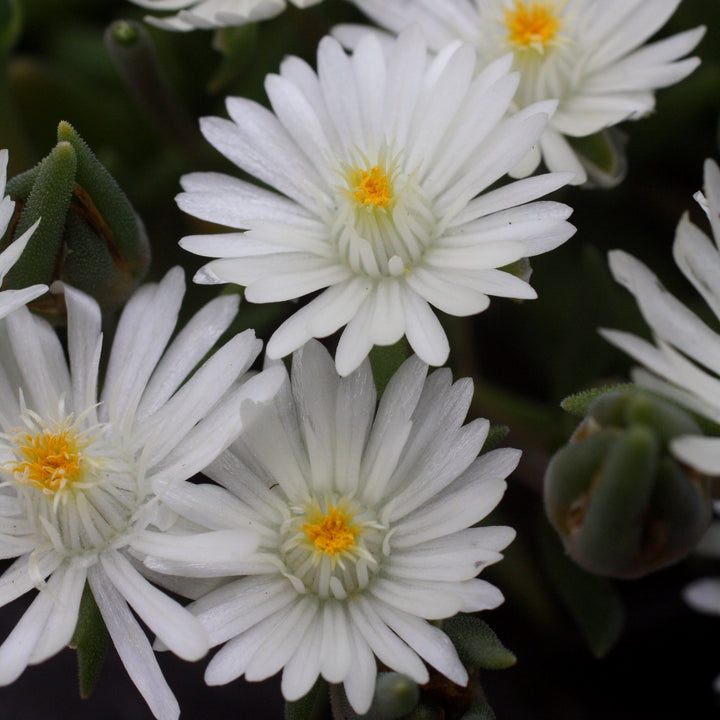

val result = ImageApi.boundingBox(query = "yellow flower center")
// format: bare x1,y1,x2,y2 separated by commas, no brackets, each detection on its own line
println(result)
504,1,562,51
303,506,358,556
8,421,86,495
351,165,393,208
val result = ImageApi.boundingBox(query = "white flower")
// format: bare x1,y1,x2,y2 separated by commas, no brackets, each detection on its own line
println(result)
0,269,284,720
336,0,704,185
178,28,575,376
129,0,322,31
0,149,46,318
601,159,720,476
149,340,518,714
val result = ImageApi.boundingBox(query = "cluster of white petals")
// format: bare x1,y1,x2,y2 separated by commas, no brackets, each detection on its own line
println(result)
0,150,46,319
152,340,517,713
0,269,283,720
178,28,575,376
601,159,720,476
338,0,704,185
129,0,322,31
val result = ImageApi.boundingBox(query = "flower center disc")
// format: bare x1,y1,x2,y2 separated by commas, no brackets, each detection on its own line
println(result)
351,165,393,208
504,1,562,51
11,423,85,494
303,507,358,555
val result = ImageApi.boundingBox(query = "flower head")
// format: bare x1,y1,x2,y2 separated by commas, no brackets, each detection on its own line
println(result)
0,149,46,318
601,159,720,476
178,28,575,375
0,269,283,720
151,340,518,713
337,0,704,185
129,0,323,31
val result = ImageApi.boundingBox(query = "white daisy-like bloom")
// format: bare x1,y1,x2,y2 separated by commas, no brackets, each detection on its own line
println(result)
600,159,720,476
178,28,575,376
0,149,47,317
129,0,322,31
0,268,284,720
147,339,518,714
336,0,704,185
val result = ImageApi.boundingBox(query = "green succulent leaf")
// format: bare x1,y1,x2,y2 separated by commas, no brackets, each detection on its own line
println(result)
70,582,109,699
443,614,517,670
285,677,330,720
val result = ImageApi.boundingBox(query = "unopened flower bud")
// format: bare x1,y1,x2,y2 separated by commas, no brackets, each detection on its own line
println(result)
1,121,150,321
544,389,713,579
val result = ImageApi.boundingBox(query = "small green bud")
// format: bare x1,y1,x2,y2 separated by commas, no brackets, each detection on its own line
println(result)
544,389,713,578
2,121,150,321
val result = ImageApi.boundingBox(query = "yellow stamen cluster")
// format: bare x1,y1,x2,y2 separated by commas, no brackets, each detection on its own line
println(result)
10,424,85,495
504,1,562,51
352,165,393,208
303,506,358,556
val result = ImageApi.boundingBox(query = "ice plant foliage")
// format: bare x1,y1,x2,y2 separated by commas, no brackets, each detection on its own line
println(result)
601,159,720,476
149,340,518,713
0,149,46,318
338,0,704,184
128,0,323,31
0,269,283,720
178,28,575,375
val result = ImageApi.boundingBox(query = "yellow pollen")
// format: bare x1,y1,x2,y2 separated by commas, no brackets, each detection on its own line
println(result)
504,1,561,50
303,507,358,556
11,426,84,494
352,166,392,208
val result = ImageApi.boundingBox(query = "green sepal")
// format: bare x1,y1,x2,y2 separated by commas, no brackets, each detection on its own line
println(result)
369,339,409,397
285,677,331,720
442,614,516,670
56,121,150,287
70,581,109,699
481,424,509,454
560,383,635,418
459,701,497,720
5,140,76,288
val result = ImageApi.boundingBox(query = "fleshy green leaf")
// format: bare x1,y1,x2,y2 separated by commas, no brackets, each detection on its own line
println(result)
539,517,625,658
285,677,330,720
481,424,509,454
70,582,109,699
369,339,409,397
442,615,516,670
6,139,76,288
560,384,634,418
459,701,497,720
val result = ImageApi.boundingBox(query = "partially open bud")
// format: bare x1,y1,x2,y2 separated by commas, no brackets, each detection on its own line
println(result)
1,121,150,321
544,389,713,579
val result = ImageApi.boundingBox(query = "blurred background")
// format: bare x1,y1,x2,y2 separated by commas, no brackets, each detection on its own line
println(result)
1,0,720,717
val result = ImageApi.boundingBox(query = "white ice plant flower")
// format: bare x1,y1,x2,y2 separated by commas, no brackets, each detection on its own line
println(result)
0,268,284,720
129,0,322,31
147,340,518,714
0,149,46,317
601,159,720,476
336,0,704,185
177,28,575,376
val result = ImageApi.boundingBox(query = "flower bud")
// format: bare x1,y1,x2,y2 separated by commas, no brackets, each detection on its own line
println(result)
1,121,150,321
544,389,713,578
